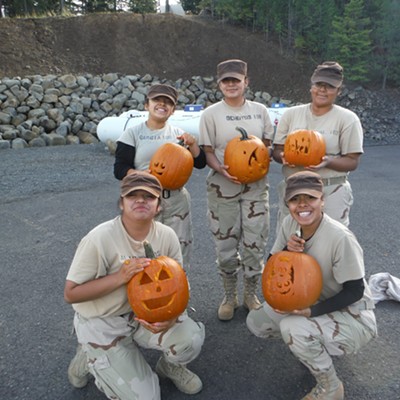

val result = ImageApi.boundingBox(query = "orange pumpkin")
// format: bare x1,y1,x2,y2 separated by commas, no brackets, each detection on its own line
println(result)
127,242,189,322
149,141,194,190
262,251,323,312
224,127,270,183
283,129,326,167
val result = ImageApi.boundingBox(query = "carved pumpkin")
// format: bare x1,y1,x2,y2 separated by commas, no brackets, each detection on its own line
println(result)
283,129,326,167
262,251,323,312
149,140,194,190
224,127,270,184
127,242,189,322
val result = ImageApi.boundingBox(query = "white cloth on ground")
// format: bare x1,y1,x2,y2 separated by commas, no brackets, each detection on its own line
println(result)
368,272,400,304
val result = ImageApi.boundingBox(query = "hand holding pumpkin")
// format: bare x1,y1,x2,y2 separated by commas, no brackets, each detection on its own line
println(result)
177,133,197,147
218,163,242,185
119,258,150,284
279,151,297,168
286,234,305,252
275,307,311,317
135,316,177,334
305,155,331,171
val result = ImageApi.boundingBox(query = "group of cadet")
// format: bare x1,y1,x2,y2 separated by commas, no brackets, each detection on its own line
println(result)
64,58,377,400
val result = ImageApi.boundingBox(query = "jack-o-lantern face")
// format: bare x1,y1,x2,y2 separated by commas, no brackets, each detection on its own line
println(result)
283,130,326,167
224,127,270,184
127,247,189,322
262,251,323,311
151,161,167,177
269,260,295,296
149,142,194,190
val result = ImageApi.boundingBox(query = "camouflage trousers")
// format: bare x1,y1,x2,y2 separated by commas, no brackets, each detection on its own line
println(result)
275,178,354,235
247,302,377,374
75,312,205,400
156,187,193,270
207,185,269,278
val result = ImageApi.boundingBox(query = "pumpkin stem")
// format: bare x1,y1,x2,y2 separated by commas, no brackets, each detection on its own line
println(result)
236,126,249,141
143,241,156,259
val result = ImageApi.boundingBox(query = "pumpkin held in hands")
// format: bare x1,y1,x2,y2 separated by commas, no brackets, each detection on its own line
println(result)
127,242,189,322
149,141,194,190
262,251,323,312
224,127,270,184
283,129,326,167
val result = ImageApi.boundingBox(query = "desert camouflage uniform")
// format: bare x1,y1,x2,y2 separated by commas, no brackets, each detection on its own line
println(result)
156,187,193,270
75,312,205,400
199,99,274,281
247,302,377,374
247,213,377,385
66,218,204,399
206,170,269,278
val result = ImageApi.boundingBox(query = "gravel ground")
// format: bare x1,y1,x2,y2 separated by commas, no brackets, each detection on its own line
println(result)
1,143,400,400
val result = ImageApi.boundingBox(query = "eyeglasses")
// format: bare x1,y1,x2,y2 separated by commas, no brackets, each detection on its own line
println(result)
220,77,243,84
312,82,338,92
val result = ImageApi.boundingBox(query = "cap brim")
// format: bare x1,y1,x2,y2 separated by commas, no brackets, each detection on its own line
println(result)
121,186,160,198
285,189,322,202
311,76,342,88
148,94,177,105
217,72,246,83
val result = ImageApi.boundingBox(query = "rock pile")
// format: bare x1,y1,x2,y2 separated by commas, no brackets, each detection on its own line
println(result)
0,73,398,150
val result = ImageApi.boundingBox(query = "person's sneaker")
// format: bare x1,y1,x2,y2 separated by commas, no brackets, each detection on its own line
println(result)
156,356,202,394
68,344,89,389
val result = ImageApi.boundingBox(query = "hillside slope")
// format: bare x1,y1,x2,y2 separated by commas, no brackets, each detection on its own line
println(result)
0,13,312,102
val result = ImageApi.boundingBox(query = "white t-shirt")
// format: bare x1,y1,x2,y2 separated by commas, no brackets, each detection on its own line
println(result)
117,121,185,170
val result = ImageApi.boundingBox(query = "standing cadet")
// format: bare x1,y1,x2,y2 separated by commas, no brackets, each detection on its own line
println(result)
273,61,363,232
114,84,206,270
199,59,274,320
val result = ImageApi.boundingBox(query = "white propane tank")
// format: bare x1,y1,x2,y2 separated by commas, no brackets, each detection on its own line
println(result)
96,104,287,143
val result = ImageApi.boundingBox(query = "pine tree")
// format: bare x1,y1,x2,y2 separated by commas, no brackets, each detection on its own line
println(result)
373,0,400,88
328,0,372,83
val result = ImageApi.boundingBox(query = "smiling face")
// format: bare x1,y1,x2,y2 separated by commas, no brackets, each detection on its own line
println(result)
310,82,340,110
219,77,248,106
287,193,324,235
145,96,175,124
